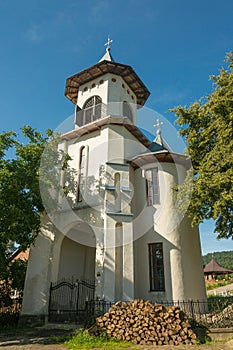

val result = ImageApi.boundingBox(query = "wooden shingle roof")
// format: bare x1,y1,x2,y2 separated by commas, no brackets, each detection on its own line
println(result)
65,60,150,107
204,259,233,274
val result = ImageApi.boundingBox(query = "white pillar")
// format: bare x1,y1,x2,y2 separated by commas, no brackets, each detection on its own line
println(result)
20,220,54,323
122,223,134,300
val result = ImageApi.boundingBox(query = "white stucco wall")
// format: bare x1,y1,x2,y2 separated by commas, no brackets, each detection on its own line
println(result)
132,161,207,302
21,216,54,317
77,73,137,124
22,118,206,321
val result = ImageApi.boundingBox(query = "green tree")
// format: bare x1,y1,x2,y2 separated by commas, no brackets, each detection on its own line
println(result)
0,126,73,297
172,52,233,239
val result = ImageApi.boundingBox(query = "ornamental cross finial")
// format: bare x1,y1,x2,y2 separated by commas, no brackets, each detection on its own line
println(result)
105,35,113,51
154,118,163,134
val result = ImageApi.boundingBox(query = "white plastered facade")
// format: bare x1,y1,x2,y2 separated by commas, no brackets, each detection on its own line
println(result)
21,55,206,323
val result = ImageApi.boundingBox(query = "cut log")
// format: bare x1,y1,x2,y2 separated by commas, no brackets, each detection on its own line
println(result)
87,299,197,345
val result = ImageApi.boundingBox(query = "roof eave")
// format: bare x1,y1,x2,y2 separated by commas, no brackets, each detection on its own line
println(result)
64,60,150,107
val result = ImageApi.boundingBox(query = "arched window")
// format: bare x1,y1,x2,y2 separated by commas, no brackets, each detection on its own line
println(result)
123,101,133,122
82,95,102,124
77,146,86,202
145,168,159,206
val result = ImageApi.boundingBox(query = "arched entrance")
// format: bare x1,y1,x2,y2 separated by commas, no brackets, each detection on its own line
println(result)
49,222,96,323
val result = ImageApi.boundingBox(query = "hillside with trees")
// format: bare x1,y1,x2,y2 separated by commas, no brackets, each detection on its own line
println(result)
202,251,233,271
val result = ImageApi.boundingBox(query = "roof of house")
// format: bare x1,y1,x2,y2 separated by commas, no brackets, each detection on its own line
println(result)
203,258,233,274
10,248,30,262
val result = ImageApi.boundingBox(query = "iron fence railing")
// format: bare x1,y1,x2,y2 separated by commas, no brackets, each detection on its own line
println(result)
75,103,108,127
157,298,233,328
82,297,233,328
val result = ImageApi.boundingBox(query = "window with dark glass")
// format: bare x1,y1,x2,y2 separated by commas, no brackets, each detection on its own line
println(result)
148,243,165,292
145,168,159,206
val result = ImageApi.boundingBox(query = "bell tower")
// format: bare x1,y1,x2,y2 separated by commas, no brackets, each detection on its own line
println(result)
65,39,150,128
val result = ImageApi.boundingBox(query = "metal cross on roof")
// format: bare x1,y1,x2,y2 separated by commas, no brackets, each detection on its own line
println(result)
154,118,164,134
105,36,113,50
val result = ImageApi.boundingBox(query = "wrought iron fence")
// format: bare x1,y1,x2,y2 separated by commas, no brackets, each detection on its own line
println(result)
0,297,22,326
157,297,233,328
82,297,233,329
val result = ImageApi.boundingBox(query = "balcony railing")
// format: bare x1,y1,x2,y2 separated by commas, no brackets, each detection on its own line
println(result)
75,103,107,127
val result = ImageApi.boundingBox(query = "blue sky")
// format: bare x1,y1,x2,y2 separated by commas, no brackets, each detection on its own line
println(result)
0,0,233,255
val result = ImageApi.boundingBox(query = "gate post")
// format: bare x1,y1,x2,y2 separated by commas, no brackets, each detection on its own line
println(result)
48,282,53,322
75,280,80,324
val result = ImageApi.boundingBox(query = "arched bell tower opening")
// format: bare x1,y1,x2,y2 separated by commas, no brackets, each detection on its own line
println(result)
75,95,104,127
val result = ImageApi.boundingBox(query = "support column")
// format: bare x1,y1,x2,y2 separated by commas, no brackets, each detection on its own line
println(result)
102,217,115,301
115,223,123,301
20,218,54,325
122,223,134,301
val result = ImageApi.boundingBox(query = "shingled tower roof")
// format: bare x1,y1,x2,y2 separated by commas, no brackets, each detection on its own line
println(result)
204,258,233,274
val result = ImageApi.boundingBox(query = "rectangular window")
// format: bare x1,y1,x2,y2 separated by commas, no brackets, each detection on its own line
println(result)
145,168,159,206
148,243,165,292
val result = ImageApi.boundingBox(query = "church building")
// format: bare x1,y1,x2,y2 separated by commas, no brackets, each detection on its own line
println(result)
21,40,206,324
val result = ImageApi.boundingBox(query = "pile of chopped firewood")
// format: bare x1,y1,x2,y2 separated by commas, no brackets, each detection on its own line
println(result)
88,300,197,346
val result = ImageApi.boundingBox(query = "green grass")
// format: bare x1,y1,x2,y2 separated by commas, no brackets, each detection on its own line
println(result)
64,330,137,350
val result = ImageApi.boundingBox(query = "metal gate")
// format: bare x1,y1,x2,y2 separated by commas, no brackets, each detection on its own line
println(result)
48,279,95,323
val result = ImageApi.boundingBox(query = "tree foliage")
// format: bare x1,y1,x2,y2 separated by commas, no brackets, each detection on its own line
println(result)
0,126,53,250
172,52,233,239
0,126,71,296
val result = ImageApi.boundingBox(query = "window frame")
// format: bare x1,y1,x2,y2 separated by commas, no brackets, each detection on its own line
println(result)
123,101,133,122
145,168,160,206
148,243,165,292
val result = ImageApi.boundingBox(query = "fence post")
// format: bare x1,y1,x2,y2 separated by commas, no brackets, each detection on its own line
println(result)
190,299,196,327
75,280,80,324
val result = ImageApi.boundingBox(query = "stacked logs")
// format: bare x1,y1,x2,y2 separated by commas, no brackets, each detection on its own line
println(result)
88,300,197,346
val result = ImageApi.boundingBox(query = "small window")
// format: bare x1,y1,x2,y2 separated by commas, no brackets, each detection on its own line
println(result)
91,83,96,88
99,79,104,85
112,78,116,82
114,173,121,212
84,87,88,92
145,168,159,206
122,83,125,88
77,146,86,202
148,243,165,292
123,101,133,122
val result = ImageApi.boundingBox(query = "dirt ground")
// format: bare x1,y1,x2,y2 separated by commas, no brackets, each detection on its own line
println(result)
0,328,232,350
